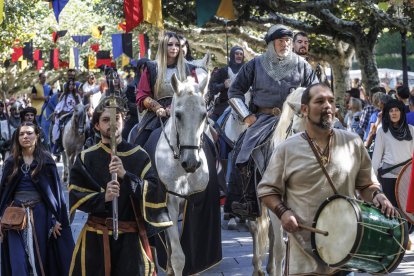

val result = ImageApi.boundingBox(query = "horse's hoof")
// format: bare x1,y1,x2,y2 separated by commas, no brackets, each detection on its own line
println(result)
227,218,238,230
252,271,265,276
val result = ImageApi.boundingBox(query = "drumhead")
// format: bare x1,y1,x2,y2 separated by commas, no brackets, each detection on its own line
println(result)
312,196,359,266
395,160,414,224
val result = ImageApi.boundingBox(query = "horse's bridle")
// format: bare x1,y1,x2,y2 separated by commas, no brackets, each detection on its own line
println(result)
159,117,204,159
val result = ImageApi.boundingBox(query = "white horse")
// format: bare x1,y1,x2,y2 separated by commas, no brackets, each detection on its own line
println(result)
155,74,210,275
62,103,88,182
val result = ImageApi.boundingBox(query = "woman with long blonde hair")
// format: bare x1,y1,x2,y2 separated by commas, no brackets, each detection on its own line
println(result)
132,31,198,146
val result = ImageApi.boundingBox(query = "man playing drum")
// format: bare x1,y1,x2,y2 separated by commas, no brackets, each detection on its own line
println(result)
258,83,396,275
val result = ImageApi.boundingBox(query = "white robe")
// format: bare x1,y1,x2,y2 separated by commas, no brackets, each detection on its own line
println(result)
257,129,380,275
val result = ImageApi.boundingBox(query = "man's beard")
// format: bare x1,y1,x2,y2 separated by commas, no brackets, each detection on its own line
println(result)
102,130,121,140
308,111,333,130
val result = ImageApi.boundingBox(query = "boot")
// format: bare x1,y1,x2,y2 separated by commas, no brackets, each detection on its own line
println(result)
231,165,259,220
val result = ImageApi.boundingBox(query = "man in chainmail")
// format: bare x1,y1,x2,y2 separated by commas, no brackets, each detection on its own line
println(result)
228,24,318,219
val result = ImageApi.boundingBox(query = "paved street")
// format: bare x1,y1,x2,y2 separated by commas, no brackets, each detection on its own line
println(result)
3,162,414,275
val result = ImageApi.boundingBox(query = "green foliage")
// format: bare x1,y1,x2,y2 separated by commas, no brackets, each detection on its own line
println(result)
376,32,414,55
373,55,414,71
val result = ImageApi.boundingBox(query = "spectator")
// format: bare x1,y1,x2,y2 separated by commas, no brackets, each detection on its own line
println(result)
396,85,410,113
360,86,386,141
372,99,414,207
344,97,363,138
407,95,414,126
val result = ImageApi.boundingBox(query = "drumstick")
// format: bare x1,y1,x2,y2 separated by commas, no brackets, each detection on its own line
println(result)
298,224,329,236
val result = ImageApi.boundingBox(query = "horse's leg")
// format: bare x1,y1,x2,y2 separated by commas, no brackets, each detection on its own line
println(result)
267,215,276,276
165,196,185,276
269,211,286,276
247,212,268,276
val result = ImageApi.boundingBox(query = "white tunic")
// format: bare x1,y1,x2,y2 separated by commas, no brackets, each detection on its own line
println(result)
257,129,380,275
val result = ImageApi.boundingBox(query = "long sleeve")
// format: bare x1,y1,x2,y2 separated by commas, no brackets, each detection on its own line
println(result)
68,156,106,217
136,68,153,112
371,127,385,175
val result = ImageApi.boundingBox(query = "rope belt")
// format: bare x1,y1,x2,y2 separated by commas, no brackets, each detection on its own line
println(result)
86,216,139,276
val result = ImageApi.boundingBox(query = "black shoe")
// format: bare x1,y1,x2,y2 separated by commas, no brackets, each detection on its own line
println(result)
231,201,259,221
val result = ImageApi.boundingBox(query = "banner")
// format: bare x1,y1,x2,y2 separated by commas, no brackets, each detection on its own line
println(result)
142,0,163,28
23,40,33,61
52,0,69,23
69,47,79,69
49,48,59,70
124,0,143,33
72,35,92,46
0,0,4,24
52,30,67,43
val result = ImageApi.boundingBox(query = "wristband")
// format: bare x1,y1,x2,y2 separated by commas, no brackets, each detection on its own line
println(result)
372,189,384,200
274,203,291,219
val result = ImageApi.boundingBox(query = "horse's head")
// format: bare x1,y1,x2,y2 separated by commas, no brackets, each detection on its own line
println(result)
72,103,86,136
170,73,208,173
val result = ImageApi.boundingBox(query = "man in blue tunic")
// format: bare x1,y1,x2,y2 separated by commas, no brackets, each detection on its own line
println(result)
228,24,318,219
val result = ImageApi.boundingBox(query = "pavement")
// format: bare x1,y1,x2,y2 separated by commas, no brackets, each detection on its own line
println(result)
3,162,414,275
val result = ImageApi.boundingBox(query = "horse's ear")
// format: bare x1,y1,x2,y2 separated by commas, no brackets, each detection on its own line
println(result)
198,71,209,97
171,73,182,96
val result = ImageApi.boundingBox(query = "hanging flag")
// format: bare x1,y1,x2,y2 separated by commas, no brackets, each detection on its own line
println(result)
112,34,123,60
12,47,23,62
124,0,143,33
36,60,44,71
123,33,133,58
52,30,67,43
52,0,69,23
196,0,221,26
112,33,133,59
23,40,33,61
96,50,112,68
216,0,236,20
139,34,149,58
86,54,96,69
142,0,163,28
90,43,100,53
91,25,105,39
69,47,79,69
72,35,92,46
33,50,42,61
0,0,4,24
49,48,59,70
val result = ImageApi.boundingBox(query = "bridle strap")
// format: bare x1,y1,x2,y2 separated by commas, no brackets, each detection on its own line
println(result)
159,116,180,159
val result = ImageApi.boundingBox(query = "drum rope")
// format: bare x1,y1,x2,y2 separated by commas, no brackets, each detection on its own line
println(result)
348,254,390,274
358,222,406,251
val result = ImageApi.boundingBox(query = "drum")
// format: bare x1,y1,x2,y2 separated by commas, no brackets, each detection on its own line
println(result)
311,195,408,274
395,160,414,224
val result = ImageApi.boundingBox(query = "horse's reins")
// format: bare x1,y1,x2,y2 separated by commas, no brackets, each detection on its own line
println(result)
158,116,203,160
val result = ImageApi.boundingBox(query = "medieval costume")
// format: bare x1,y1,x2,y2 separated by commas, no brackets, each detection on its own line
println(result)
257,129,381,275
69,140,169,276
227,25,317,218
209,46,245,121
32,80,52,117
0,155,74,276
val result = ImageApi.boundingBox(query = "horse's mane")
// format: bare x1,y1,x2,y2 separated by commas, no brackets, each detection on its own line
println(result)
273,87,306,145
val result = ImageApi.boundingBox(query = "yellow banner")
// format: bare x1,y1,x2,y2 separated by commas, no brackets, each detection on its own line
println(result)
216,0,236,20
121,55,130,68
142,0,163,29
0,0,4,24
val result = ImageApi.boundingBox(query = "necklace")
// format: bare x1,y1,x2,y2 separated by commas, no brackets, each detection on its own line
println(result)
306,131,334,166
21,163,31,175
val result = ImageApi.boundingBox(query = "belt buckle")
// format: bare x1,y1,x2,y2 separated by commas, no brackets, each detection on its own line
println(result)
272,107,281,116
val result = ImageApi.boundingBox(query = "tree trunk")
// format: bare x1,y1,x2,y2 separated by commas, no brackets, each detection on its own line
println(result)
330,59,352,107
355,43,380,94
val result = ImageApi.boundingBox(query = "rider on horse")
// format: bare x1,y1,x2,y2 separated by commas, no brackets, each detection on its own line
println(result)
52,79,82,153
227,24,318,220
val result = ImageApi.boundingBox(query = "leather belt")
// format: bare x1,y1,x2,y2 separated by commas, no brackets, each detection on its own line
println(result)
257,107,282,116
87,216,139,276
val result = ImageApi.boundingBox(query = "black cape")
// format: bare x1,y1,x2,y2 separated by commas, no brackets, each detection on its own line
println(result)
69,140,170,276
